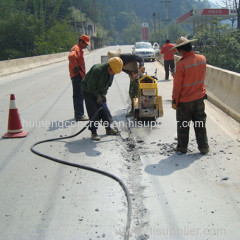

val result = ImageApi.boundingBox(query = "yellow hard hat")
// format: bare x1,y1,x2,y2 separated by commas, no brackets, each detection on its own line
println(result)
108,57,123,74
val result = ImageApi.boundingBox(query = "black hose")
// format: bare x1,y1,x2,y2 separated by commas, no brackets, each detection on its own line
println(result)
30,106,132,240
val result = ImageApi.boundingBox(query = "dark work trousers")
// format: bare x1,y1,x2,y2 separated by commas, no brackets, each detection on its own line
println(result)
83,92,111,134
164,59,175,80
176,98,209,150
71,74,84,119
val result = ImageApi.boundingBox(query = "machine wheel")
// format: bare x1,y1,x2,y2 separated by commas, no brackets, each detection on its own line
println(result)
143,117,155,122
148,117,156,121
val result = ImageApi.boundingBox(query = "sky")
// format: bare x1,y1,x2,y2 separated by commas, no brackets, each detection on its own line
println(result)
208,0,221,7
209,0,219,4
209,0,236,8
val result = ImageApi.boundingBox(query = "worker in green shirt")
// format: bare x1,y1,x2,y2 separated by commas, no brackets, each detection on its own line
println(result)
82,57,123,141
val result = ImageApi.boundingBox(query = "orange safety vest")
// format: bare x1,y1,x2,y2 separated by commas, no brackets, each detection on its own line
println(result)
160,43,177,60
172,51,206,105
68,43,86,79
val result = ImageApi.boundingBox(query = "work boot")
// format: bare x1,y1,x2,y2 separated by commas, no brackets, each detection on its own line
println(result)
106,128,119,135
126,104,134,117
199,147,209,155
126,111,134,117
75,115,89,121
173,146,187,154
91,133,100,141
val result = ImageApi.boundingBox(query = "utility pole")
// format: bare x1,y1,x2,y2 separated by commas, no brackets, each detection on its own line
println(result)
158,13,161,44
160,0,171,39
153,12,156,42
74,19,77,32
81,13,85,34
235,0,240,29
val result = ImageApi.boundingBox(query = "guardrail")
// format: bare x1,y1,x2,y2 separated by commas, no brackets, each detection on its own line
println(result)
0,49,89,77
156,54,240,122
0,52,69,77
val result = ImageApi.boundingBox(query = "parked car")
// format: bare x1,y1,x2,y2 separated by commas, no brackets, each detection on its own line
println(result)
132,42,155,61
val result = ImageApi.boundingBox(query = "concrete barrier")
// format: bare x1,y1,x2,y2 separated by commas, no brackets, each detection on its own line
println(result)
156,54,240,122
205,66,240,122
0,49,89,77
0,52,69,77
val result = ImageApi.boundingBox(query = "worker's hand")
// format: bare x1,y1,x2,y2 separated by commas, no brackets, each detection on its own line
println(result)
96,96,103,105
101,95,106,102
172,103,178,110
140,66,145,73
73,66,81,74
132,72,138,80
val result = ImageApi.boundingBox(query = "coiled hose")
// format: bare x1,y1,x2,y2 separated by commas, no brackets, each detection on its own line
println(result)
30,106,132,240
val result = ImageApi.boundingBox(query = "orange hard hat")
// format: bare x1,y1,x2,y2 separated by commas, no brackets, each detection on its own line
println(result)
79,34,90,45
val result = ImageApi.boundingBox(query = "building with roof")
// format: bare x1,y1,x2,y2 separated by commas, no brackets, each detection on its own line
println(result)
176,8,237,33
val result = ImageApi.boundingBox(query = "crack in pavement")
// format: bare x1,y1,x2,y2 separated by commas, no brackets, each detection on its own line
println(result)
117,122,150,240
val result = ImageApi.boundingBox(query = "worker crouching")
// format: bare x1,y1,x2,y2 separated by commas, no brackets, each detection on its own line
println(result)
108,49,145,115
82,57,123,141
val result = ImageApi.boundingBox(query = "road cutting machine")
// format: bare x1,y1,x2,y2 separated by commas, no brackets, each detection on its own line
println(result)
133,71,163,120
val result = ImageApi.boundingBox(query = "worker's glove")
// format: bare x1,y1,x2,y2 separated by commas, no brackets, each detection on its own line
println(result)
73,66,81,74
96,96,103,105
140,66,145,73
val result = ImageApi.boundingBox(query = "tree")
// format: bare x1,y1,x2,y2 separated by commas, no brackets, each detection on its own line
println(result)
167,23,187,43
195,20,240,73
122,12,141,44
0,0,36,59
0,0,217,59
216,0,240,29
35,21,77,55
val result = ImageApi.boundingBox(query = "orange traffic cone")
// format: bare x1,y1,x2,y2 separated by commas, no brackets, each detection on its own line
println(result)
2,94,28,138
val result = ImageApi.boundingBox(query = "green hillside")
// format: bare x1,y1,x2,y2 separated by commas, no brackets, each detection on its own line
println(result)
0,0,217,60
80,0,210,44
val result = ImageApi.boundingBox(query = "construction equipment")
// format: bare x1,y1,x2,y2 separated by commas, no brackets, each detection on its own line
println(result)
133,70,163,120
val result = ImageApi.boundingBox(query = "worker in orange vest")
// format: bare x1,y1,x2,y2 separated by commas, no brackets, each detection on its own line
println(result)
160,39,177,80
171,36,209,155
68,34,90,121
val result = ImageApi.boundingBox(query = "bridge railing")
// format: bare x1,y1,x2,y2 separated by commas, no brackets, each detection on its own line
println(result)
0,49,89,77
0,52,69,77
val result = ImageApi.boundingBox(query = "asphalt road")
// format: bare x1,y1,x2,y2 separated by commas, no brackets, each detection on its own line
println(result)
0,46,240,240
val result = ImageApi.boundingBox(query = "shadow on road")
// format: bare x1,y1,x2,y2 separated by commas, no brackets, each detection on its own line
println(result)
64,138,112,157
144,153,204,176
157,79,172,82
47,118,78,131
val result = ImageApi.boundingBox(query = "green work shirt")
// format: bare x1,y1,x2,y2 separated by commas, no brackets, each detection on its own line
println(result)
82,63,113,98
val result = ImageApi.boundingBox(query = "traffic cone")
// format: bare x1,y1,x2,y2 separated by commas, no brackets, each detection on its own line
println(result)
2,94,28,138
